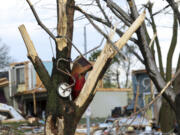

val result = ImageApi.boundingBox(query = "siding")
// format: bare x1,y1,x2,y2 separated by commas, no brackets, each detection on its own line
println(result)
84,91,128,118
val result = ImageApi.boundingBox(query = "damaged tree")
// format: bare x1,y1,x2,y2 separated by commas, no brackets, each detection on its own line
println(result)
18,0,145,134
75,0,180,133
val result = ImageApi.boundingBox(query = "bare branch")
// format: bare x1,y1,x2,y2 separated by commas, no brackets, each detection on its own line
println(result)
75,6,144,65
126,45,145,64
74,6,138,44
166,13,178,81
18,24,52,90
109,8,131,27
152,4,170,16
26,0,56,41
166,0,180,24
76,6,128,60
95,0,111,25
147,2,165,77
104,0,133,24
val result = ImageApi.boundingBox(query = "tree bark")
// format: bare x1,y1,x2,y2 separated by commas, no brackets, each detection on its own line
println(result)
159,13,178,132
127,0,176,110
127,0,178,132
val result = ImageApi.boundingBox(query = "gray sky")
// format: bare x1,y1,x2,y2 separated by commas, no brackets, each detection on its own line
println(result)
0,0,180,68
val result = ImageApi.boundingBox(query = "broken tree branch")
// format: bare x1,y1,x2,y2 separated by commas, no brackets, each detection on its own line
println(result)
75,11,146,110
18,24,52,90
56,0,67,37
149,32,157,48
56,0,75,52
26,0,56,41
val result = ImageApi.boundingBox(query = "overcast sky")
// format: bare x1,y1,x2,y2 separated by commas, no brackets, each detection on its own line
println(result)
0,0,180,68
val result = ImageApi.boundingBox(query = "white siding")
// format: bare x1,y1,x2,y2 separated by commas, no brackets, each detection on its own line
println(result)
83,91,128,118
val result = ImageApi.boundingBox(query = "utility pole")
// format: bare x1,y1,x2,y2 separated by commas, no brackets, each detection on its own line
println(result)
84,25,90,135
84,26,87,58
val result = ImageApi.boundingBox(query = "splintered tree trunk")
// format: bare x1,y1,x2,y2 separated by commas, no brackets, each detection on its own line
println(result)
45,108,78,135
45,0,76,134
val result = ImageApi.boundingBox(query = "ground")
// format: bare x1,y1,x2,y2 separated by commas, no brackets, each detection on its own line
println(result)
0,117,106,135
0,121,44,135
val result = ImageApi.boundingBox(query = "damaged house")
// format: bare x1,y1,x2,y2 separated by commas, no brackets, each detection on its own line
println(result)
9,61,52,117
3,60,160,120
7,61,131,118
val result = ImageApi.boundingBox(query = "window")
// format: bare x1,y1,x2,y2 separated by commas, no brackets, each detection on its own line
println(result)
16,67,25,84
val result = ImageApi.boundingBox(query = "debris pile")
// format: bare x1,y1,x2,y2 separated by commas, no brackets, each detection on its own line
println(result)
0,103,25,122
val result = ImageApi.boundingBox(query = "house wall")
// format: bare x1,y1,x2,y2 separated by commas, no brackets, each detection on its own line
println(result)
132,72,151,108
131,70,158,119
83,91,128,118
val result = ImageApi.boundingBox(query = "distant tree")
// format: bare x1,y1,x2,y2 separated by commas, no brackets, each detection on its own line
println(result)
89,45,138,88
0,39,11,69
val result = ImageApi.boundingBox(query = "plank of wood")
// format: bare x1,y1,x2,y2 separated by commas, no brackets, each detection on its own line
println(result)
96,88,132,92
134,83,139,113
33,92,37,115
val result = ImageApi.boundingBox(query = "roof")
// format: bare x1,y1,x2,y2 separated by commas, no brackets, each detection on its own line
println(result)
0,78,9,87
10,61,29,67
96,88,132,92
0,71,8,79
14,88,47,96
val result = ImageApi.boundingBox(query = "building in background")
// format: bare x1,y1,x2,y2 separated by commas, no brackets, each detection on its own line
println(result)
8,61,52,117
7,61,131,118
86,88,131,118
130,69,160,120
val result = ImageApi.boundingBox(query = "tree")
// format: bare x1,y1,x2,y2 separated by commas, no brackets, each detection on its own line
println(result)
89,45,137,88
18,0,145,134
75,0,180,133
0,39,11,69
